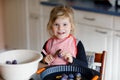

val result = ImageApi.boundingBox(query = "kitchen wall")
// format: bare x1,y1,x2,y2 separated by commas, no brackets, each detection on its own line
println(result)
0,0,5,50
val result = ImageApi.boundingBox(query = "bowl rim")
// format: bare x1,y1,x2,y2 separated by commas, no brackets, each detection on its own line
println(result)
0,49,43,66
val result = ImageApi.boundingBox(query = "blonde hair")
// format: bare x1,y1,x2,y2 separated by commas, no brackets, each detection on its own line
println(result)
47,5,75,36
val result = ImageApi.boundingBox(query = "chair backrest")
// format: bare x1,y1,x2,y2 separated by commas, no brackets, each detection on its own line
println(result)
94,51,106,80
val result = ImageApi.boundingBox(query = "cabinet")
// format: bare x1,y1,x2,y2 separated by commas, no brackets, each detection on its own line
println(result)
75,24,113,53
75,23,113,80
0,0,5,51
74,10,114,29
112,32,120,80
114,16,120,31
28,0,43,51
74,10,113,80
112,16,120,80
4,0,28,49
74,11,120,80
4,0,43,51
40,5,53,42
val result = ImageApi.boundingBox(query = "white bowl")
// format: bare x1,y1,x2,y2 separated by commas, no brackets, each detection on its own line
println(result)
0,49,43,80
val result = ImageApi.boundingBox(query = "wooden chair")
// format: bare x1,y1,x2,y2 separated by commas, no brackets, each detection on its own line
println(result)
94,51,106,80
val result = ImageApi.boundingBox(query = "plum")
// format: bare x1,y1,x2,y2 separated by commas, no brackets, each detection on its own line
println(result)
6,60,17,64
12,60,17,64
6,61,12,64
68,73,74,79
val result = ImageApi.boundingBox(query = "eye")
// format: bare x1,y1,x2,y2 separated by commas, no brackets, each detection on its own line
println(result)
54,23,59,26
63,23,67,26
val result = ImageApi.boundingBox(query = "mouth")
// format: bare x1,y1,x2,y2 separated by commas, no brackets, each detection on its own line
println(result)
57,32,65,35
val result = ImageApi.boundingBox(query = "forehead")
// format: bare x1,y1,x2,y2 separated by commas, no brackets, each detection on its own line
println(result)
54,17,70,23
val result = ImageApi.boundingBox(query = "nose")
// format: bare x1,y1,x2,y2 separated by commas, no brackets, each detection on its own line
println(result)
58,25,63,30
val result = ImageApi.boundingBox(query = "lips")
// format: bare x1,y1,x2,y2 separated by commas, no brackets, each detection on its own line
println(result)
58,32,65,35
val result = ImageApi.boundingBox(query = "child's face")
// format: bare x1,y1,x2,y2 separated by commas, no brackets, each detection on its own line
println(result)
52,17,71,39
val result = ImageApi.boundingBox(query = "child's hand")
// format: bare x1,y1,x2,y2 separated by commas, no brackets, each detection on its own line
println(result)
60,51,73,63
64,53,73,63
44,54,55,65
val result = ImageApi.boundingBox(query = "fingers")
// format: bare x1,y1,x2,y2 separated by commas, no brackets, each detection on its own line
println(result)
61,52,73,63
44,55,55,64
64,53,73,63
43,50,73,64
58,51,64,58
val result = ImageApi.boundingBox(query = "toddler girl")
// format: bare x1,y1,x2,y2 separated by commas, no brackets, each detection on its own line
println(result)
41,5,88,67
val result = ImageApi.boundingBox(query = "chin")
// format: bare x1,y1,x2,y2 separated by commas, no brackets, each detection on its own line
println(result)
57,36,67,39
56,34,69,39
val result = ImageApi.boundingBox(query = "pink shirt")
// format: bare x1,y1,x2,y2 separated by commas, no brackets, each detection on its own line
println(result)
45,34,77,65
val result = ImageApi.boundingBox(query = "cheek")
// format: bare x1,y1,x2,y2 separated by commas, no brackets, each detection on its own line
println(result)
67,26,72,32
52,28,57,34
